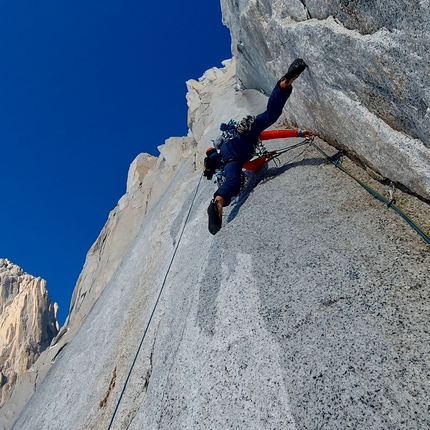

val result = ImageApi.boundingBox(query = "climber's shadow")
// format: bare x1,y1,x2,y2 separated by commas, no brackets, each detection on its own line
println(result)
226,156,326,223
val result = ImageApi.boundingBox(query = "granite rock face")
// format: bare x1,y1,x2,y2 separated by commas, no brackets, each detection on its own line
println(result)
7,59,430,430
0,259,58,406
220,0,430,200
3,1,430,427
58,136,196,341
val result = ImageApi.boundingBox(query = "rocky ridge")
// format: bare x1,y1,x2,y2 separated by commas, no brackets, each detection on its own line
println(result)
0,259,58,407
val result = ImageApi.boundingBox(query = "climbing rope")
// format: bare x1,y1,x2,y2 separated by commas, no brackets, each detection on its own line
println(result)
260,138,311,167
252,137,310,160
268,138,311,157
310,139,430,246
107,173,204,430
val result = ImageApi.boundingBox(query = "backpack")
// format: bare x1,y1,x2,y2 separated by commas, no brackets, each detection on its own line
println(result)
203,116,256,180
212,115,256,150
203,148,223,180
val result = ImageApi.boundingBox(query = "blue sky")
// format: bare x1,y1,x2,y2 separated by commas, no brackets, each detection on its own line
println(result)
0,1,231,325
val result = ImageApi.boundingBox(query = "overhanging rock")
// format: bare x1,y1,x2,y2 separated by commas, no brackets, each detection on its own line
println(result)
221,0,430,200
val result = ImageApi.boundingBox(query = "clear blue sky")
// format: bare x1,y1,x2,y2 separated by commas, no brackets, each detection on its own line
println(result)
0,1,231,325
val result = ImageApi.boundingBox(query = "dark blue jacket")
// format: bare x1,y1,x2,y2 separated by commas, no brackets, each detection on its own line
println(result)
215,84,292,206
220,84,292,163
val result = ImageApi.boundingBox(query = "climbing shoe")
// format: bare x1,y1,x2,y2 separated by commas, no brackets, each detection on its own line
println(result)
207,200,222,235
280,58,307,83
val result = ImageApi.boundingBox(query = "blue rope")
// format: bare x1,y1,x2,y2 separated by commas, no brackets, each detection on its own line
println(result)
107,173,204,430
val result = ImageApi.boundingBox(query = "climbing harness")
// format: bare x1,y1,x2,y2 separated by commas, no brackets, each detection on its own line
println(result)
213,167,247,191
309,139,430,246
107,173,204,430
214,168,226,188
210,137,311,191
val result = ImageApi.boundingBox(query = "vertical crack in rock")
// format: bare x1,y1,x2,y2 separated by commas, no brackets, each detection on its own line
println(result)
50,343,68,364
32,370,39,392
99,366,117,409
143,349,153,393
298,0,312,19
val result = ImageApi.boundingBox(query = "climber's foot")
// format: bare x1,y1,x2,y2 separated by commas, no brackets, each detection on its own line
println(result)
279,58,307,87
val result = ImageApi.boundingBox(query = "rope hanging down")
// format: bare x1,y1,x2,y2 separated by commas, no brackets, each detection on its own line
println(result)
309,139,430,246
107,173,203,430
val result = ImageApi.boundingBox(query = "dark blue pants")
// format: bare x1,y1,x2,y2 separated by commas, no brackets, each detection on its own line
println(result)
215,84,292,206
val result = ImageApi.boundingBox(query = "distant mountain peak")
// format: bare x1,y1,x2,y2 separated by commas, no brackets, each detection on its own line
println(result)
0,259,58,406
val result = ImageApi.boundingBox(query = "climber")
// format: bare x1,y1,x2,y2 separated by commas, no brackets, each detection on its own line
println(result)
207,58,312,235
